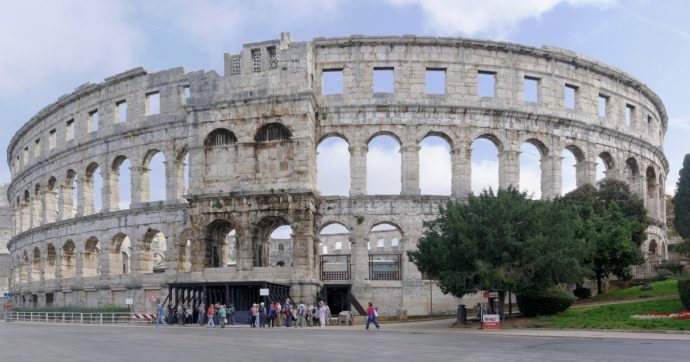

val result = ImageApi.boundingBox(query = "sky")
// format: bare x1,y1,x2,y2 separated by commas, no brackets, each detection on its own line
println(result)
2,0,689,213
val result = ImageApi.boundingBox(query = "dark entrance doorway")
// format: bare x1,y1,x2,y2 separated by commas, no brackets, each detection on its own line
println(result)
165,281,290,324
323,285,350,315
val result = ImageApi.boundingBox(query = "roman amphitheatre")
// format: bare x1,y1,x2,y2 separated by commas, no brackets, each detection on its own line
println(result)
3,33,668,318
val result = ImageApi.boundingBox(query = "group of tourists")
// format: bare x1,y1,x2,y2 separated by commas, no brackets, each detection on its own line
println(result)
248,298,332,328
155,298,380,330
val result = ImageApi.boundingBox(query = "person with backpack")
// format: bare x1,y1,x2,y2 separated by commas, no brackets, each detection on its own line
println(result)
267,302,277,327
296,301,306,327
220,304,227,328
228,303,235,325
259,302,267,327
282,298,293,327
365,302,380,330
207,304,215,328
155,304,165,327
197,304,205,326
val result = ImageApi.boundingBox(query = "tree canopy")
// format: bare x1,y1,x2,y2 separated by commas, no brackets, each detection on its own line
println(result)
408,188,590,298
673,154,690,239
560,180,646,293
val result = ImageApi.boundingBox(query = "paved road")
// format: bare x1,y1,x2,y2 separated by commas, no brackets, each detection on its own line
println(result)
1,321,689,362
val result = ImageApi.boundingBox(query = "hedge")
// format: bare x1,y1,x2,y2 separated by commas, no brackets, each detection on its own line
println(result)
679,276,690,310
517,287,576,317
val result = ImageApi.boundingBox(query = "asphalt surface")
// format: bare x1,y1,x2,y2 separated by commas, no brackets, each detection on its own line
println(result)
1,319,689,361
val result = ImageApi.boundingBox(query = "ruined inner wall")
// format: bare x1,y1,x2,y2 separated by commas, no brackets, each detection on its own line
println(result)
5,34,668,314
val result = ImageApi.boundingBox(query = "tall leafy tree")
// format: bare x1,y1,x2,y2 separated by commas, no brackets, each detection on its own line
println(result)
408,188,589,300
561,180,647,293
674,154,690,239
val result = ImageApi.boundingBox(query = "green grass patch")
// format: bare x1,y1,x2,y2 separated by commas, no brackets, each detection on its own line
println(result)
583,279,679,303
534,298,689,330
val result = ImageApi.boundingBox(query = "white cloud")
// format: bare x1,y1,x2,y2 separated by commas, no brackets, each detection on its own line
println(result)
386,0,615,38
317,138,350,196
0,1,141,95
669,115,690,131
561,150,578,195
471,159,499,194
420,141,452,195
367,142,401,195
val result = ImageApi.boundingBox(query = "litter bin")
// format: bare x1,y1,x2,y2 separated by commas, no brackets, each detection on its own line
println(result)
456,304,467,324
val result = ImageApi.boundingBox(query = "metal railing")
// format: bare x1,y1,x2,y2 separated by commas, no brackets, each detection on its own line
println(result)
320,254,351,281
368,253,402,280
4,312,150,325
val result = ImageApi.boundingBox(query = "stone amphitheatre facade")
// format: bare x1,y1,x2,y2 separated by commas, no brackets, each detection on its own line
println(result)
5,33,668,317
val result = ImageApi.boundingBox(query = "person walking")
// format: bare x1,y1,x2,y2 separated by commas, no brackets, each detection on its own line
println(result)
259,302,267,328
155,304,165,327
185,305,193,324
250,303,258,327
207,305,216,328
365,302,380,330
283,299,293,327
177,304,185,326
296,301,306,328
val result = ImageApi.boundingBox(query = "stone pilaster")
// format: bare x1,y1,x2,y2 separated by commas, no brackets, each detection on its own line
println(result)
499,149,520,190
540,154,562,199
349,145,367,196
101,168,118,212
130,166,149,206
576,160,597,187
400,144,421,195
43,190,58,224
451,146,472,198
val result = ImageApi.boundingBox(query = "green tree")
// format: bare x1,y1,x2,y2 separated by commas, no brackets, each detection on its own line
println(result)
561,180,647,294
408,188,589,301
673,154,690,239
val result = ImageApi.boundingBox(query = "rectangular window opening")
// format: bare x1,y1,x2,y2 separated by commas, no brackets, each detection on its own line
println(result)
426,68,446,95
251,49,261,73
564,84,577,109
625,104,635,128
146,92,160,116
373,67,394,93
231,56,241,75
66,119,75,141
89,110,99,132
322,69,343,95
335,241,342,250
377,239,385,248
48,129,56,150
598,94,608,119
116,100,127,123
267,46,277,70
477,71,496,97
524,76,539,103
183,86,191,99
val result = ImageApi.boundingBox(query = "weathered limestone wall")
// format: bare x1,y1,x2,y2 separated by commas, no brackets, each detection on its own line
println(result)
0,185,11,298
5,34,669,315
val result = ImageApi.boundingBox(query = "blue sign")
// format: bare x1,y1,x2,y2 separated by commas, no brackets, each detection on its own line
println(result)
3,292,11,299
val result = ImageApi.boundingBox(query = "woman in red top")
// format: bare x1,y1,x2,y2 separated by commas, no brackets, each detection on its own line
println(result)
207,305,215,327
365,302,380,330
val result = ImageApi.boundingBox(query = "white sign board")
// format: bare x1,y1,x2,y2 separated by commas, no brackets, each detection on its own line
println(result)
259,288,269,296
125,298,134,305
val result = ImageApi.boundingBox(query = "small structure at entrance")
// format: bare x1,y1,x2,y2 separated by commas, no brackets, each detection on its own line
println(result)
4,33,668,316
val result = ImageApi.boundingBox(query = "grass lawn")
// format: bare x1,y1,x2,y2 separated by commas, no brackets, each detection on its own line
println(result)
577,279,679,304
531,298,690,330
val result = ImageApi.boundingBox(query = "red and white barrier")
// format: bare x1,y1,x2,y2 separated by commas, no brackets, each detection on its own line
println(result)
132,313,157,319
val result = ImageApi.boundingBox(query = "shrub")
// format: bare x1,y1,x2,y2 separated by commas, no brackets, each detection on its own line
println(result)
517,287,576,317
573,287,592,299
655,268,673,281
679,276,690,310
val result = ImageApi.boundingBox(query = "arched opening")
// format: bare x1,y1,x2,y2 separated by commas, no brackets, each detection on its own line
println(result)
111,233,131,275
45,244,56,280
31,247,40,282
596,152,614,183
145,151,166,203
319,223,351,281
269,224,293,267
317,136,350,196
204,220,237,268
519,141,544,199
625,157,641,197
367,223,403,280
471,137,499,195
367,134,401,195
61,240,76,279
205,128,238,147
561,146,582,195
649,239,658,254
419,135,451,195
113,156,131,210
140,230,167,273
85,162,102,214
255,123,291,143
82,237,100,277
